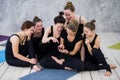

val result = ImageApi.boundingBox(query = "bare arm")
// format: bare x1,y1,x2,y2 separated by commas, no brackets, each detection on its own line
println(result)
86,36,100,55
69,40,83,56
10,36,34,63
81,16,87,25
93,36,100,49
42,27,59,43
80,45,85,61
42,27,51,43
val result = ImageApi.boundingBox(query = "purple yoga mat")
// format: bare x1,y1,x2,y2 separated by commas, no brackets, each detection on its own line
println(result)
0,35,9,41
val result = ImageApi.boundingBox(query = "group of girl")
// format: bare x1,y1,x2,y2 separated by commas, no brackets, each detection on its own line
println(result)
5,1,116,76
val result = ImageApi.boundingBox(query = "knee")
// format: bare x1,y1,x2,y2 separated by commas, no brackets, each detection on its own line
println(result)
79,62,85,71
40,59,47,67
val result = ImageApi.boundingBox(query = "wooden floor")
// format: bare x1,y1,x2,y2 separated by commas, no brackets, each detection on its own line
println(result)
0,32,120,80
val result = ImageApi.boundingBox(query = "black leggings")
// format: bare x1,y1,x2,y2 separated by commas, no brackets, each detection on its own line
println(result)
7,59,30,67
85,48,111,72
40,54,85,71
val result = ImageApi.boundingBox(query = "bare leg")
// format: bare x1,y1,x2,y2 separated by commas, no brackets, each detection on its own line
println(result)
51,56,65,65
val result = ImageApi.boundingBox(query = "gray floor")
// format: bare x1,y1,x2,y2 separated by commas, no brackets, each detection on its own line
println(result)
0,32,120,80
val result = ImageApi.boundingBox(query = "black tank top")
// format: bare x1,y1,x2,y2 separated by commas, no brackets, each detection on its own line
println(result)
42,26,60,52
31,28,44,53
61,16,84,38
77,16,84,35
5,34,33,60
84,34,100,63
63,32,82,59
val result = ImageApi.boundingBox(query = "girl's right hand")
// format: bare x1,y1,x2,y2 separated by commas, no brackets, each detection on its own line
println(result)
50,37,59,43
58,44,64,51
29,58,37,64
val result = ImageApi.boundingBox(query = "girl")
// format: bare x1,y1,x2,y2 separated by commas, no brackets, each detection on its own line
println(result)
5,21,41,71
31,16,44,61
40,12,66,69
63,1,86,35
83,20,116,76
51,19,84,71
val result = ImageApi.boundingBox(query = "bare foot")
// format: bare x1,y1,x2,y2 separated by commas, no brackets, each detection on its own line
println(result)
110,64,117,69
104,71,111,76
64,66,73,70
51,56,65,65
32,65,41,71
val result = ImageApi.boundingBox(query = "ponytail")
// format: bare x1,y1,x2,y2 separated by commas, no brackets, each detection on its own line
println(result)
84,19,96,30
64,1,75,12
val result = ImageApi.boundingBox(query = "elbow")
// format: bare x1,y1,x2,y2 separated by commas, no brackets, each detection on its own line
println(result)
13,53,19,58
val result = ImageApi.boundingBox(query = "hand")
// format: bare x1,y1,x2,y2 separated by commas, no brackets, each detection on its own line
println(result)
50,37,59,43
85,39,90,45
29,58,37,64
59,49,69,54
58,44,64,51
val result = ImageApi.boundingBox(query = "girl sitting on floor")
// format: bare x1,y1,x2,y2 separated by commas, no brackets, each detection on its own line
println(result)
5,21,41,71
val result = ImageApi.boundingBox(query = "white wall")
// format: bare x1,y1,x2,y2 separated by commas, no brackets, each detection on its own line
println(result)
0,0,120,35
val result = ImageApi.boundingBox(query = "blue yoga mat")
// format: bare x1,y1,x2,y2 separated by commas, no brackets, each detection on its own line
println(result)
20,69,77,80
0,50,5,63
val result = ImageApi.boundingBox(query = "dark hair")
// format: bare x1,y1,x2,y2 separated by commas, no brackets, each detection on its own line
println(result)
84,19,96,31
64,1,75,12
21,21,34,30
54,11,65,24
33,16,42,25
67,19,78,32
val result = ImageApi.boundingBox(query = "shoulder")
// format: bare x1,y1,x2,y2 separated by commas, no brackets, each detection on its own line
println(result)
10,34,20,44
79,15,86,25
95,35,101,43
44,26,51,34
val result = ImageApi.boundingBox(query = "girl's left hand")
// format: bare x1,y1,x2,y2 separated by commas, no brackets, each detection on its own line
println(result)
60,49,69,54
85,39,90,45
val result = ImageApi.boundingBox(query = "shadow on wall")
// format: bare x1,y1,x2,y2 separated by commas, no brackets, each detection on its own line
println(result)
0,0,120,35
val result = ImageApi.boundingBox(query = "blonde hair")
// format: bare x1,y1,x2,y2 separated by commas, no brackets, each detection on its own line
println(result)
64,1,75,12
67,19,78,32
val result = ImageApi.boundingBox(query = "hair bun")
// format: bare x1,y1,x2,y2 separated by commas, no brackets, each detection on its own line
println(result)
59,11,64,16
91,19,96,24
67,1,72,6
34,16,38,19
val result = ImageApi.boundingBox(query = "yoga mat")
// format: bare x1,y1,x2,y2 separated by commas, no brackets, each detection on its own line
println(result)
0,35,9,41
20,69,77,80
108,42,120,50
0,50,5,63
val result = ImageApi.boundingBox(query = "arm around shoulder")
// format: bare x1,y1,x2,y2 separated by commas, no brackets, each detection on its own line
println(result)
81,16,87,25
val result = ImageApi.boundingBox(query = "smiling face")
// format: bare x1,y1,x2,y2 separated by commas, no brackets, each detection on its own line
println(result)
55,23,64,33
34,21,42,33
83,27,95,38
24,26,34,37
64,9,74,21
